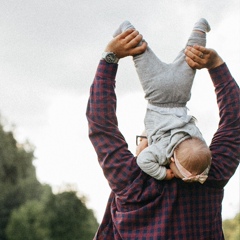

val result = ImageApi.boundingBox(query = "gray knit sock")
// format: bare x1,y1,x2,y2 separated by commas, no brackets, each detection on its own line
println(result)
113,20,135,37
187,18,211,47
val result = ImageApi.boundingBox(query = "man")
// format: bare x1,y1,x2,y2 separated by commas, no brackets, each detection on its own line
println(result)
86,29,240,239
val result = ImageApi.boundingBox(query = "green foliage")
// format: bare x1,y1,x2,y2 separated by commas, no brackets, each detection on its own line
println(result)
6,190,98,240
45,191,98,240
0,119,98,240
223,213,240,240
6,200,50,240
0,122,44,240
2,117,239,239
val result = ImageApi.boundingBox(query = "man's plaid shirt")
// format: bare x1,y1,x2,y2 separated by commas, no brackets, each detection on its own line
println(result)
86,60,240,240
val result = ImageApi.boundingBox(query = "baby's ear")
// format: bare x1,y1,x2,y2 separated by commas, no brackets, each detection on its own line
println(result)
171,157,175,162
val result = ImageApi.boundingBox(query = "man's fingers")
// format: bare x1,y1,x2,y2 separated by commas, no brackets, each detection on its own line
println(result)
185,47,198,62
119,28,145,49
187,45,211,59
118,29,144,49
124,30,140,44
118,28,135,40
128,33,144,47
185,46,204,62
185,56,201,69
129,41,147,56
192,45,210,54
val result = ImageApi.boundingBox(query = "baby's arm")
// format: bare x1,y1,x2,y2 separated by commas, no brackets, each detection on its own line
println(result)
136,144,169,180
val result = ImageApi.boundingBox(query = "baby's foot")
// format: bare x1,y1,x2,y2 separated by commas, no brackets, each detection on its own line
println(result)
113,20,135,37
187,18,210,47
193,18,211,33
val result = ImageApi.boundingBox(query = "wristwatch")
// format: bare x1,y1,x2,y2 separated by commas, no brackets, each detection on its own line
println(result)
102,52,119,64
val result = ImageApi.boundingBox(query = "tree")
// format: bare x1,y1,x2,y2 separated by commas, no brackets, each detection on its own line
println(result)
45,191,98,240
6,199,50,240
6,190,99,240
223,213,240,240
0,121,45,240
0,119,98,239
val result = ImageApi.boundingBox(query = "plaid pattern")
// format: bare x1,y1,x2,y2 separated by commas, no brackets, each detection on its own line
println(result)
86,60,240,239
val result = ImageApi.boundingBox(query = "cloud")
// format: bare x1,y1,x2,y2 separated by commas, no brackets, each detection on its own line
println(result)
1,0,239,97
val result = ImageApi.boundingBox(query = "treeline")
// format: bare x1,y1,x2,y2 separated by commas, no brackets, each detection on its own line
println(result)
0,120,98,240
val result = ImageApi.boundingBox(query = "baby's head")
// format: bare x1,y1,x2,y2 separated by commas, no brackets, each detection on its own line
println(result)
171,137,211,183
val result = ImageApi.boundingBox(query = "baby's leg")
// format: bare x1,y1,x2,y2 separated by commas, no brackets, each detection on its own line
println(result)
174,18,211,62
170,18,211,105
174,18,210,62
113,21,166,98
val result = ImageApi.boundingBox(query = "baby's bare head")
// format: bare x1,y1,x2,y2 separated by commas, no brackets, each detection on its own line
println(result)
175,137,211,175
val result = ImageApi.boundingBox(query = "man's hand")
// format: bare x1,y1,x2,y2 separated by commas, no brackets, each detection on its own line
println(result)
136,135,148,157
105,29,147,59
185,45,224,70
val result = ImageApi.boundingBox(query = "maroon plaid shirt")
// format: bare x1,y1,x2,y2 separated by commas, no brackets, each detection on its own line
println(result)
86,60,240,240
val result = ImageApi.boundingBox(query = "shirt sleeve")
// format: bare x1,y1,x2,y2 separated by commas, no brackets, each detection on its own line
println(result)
86,60,158,197
136,143,168,180
207,63,240,188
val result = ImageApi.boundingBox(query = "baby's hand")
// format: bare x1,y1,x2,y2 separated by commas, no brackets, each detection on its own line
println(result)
164,169,175,180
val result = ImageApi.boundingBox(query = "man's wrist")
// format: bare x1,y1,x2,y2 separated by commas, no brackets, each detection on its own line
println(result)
207,56,224,70
102,52,119,64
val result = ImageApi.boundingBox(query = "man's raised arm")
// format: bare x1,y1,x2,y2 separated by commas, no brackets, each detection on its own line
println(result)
86,30,148,194
185,46,240,187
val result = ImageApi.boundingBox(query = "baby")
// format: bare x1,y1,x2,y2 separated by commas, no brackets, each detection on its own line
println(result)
114,19,212,183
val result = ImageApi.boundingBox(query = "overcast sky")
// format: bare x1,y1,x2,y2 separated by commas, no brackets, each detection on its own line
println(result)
0,0,239,222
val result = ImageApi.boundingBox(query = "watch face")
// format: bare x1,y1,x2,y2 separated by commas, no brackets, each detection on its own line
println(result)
105,53,116,63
